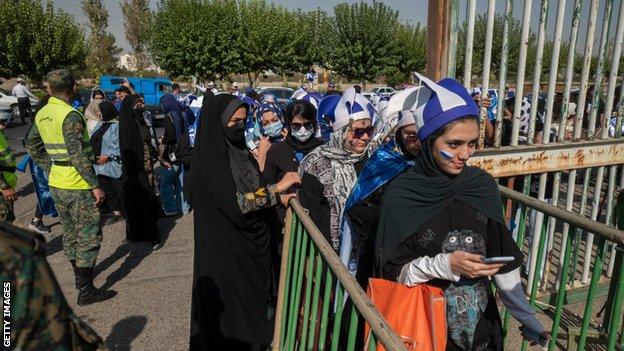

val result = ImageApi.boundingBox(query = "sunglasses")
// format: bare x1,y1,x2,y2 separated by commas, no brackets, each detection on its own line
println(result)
350,125,374,139
290,121,314,130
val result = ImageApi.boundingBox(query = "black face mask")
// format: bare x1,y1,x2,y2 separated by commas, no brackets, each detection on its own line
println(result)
225,121,245,145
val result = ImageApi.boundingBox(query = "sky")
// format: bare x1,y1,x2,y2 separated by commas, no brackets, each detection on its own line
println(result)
54,0,622,54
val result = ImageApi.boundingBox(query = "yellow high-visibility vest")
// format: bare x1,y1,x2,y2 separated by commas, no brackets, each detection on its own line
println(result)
34,96,92,190
0,132,16,189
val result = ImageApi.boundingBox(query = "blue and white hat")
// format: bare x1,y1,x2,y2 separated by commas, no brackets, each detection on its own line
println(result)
300,93,321,109
412,73,479,141
333,87,375,131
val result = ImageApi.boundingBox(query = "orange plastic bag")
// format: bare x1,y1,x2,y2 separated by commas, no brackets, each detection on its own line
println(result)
364,278,447,351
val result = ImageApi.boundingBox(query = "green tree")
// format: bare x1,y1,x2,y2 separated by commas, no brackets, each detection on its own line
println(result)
121,0,152,73
327,1,402,84
149,0,242,80
385,23,426,85
0,0,86,85
294,9,335,70
236,0,300,85
82,0,122,78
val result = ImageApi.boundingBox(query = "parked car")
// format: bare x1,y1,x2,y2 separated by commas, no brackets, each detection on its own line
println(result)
0,88,39,122
371,86,396,97
258,87,295,111
362,92,377,102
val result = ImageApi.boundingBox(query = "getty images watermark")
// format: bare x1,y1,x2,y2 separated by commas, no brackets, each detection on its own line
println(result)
2,281,10,349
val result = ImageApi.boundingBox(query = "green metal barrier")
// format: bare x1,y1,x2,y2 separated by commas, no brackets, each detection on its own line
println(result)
274,188,624,350
273,200,406,351
500,186,624,351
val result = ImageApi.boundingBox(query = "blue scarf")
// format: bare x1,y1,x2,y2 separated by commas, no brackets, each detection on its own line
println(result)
339,140,414,275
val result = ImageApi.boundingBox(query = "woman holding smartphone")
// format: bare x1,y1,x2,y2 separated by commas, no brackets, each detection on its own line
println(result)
376,75,546,350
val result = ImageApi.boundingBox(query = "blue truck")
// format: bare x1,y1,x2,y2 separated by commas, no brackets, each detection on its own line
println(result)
98,75,173,107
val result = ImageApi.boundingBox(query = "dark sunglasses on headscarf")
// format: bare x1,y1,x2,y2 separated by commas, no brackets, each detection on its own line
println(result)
350,125,374,139
290,121,314,130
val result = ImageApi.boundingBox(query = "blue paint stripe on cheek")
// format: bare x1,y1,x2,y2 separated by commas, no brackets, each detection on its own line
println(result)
440,150,454,160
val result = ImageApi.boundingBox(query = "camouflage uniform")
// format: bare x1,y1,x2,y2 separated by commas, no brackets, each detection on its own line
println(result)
0,131,16,222
25,74,101,269
0,225,104,350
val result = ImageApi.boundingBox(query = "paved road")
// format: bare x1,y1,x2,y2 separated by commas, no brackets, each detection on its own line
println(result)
6,122,193,350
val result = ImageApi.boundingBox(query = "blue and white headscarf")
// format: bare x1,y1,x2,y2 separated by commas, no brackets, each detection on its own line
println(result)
244,102,285,149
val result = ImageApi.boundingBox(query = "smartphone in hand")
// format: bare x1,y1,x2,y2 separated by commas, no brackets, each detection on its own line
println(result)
481,256,515,264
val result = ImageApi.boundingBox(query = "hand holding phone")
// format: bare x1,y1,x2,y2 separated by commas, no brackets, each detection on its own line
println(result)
481,256,515,264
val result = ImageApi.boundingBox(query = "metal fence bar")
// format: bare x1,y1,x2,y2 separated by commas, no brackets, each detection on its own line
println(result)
606,248,624,350
478,0,496,149
447,0,460,79
533,0,567,291
554,0,583,287
280,199,407,351
494,0,514,148
548,225,576,351
582,0,616,284
499,186,624,245
462,0,477,89
510,0,533,146
525,0,549,292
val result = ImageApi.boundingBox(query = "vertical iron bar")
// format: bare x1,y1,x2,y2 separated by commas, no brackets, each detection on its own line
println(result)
510,0,533,146
534,0,567,290
606,247,624,350
299,244,316,350
447,0,460,79
553,0,583,288
582,0,616,284
346,307,359,351
607,76,624,277
285,219,304,350
494,0,514,147
577,238,607,349
521,216,550,351
329,285,345,351
288,222,309,350
277,211,296,350
525,0,548,290
462,0,477,89
478,0,496,149
567,0,600,287
317,266,333,351
306,251,323,350
548,225,576,351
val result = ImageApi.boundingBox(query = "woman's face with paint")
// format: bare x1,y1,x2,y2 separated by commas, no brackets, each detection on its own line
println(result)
432,118,479,175
345,119,373,154
399,124,421,156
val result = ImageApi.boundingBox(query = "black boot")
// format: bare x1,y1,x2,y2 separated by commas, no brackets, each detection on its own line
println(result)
70,260,80,289
76,267,117,306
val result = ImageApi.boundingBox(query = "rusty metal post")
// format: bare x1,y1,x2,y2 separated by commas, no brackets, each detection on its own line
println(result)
426,0,451,80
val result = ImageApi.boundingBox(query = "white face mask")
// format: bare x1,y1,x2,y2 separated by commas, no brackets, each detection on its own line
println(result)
292,125,314,142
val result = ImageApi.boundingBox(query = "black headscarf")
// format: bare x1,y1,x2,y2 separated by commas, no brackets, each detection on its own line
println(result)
284,99,324,153
191,94,254,224
375,134,505,270
118,95,145,178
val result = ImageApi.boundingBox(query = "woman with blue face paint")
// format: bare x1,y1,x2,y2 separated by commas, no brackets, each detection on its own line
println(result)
376,74,547,351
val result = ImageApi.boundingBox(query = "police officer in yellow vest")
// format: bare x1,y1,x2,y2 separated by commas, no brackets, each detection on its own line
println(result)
0,119,17,222
25,69,116,306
